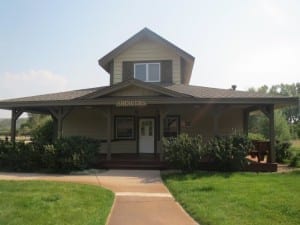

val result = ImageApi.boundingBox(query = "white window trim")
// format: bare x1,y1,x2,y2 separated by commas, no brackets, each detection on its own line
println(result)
134,63,161,82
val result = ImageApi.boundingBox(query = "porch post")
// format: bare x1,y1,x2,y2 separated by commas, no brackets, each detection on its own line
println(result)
10,108,23,145
49,107,71,138
57,114,63,138
260,105,275,163
159,109,167,161
243,110,249,136
268,105,275,163
106,106,112,160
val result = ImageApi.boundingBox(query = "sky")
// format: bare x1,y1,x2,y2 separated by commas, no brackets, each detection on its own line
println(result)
0,0,299,117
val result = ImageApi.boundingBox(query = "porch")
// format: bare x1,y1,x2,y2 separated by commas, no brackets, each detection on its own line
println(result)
8,104,277,161
5,103,277,169
97,153,167,169
95,152,277,171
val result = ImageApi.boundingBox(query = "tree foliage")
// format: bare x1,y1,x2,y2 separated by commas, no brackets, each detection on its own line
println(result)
248,83,299,140
18,114,52,135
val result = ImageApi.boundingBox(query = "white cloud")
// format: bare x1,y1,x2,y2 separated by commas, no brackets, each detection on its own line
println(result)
0,70,68,99
233,46,300,74
259,0,287,25
0,70,68,118
262,1,285,17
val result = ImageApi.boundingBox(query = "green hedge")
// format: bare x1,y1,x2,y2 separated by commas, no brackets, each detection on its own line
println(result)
163,133,294,171
289,153,300,167
206,135,253,171
0,141,40,171
0,136,101,172
163,134,253,171
275,141,292,163
162,134,205,171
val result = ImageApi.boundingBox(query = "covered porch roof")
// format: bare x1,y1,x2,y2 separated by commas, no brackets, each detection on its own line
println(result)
0,79,298,110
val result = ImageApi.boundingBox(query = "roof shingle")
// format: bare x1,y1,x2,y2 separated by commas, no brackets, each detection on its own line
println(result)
0,82,294,107
1,87,105,102
163,84,281,99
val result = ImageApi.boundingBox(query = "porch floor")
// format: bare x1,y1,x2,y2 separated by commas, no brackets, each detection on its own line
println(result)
245,155,277,172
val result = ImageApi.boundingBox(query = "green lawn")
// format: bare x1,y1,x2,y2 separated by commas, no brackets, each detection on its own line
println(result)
0,180,114,225
163,171,300,225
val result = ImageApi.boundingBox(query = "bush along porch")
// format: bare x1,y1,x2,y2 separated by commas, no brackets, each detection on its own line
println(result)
162,133,293,172
0,120,101,172
0,133,293,172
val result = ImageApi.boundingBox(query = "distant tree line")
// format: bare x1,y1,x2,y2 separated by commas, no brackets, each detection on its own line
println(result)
248,83,300,140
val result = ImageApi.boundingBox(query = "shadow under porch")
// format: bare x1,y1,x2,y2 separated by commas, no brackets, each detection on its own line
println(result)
96,153,168,169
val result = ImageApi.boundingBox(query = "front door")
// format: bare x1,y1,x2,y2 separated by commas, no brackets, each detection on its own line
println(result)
139,118,155,153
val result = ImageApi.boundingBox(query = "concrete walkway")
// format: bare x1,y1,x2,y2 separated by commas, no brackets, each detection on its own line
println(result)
0,170,198,225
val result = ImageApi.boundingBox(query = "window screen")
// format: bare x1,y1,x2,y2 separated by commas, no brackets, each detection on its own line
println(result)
163,116,179,137
134,63,160,82
148,63,160,81
134,64,147,81
115,117,134,139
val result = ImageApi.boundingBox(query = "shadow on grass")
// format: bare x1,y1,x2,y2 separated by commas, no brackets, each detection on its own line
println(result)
163,169,300,182
189,186,215,192
162,171,235,181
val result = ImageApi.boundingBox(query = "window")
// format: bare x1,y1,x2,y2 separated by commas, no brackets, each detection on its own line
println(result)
115,117,135,139
134,63,160,82
163,116,180,137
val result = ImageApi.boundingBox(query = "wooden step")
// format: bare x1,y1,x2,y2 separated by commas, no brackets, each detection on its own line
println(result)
97,161,168,169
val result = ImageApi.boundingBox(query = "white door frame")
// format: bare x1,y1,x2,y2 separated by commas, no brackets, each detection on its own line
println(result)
138,118,155,154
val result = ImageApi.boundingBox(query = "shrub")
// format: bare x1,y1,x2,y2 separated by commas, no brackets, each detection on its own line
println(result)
0,136,101,172
248,133,267,141
31,119,55,145
0,140,14,169
289,153,300,167
162,134,205,171
275,141,292,163
162,134,253,171
52,136,101,171
0,141,41,171
206,134,253,171
41,144,57,169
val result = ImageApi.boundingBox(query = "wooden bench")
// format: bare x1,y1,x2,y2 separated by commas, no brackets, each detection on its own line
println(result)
250,141,270,163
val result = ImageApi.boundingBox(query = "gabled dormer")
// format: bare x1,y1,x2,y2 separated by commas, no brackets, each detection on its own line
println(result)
98,28,194,85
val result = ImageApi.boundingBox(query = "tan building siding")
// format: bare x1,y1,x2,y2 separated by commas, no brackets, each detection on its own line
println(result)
62,105,243,154
63,107,138,154
113,39,181,84
63,108,107,140
218,108,243,135
110,86,161,97
163,105,243,138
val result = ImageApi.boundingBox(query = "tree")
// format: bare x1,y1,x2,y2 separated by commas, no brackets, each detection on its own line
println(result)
269,83,300,124
248,83,299,140
249,111,291,141
18,113,52,135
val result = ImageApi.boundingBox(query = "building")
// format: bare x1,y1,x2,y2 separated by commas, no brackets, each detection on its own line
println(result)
0,28,298,166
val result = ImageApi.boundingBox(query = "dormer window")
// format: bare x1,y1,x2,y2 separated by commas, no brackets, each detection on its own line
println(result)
134,63,160,82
